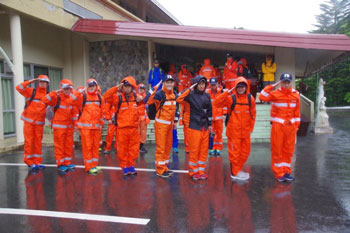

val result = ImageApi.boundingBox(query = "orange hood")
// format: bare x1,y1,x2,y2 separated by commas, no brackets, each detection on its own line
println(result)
204,59,211,66
234,77,250,95
121,76,137,89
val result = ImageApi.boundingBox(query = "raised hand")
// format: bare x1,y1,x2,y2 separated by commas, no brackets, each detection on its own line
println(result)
272,81,282,88
189,83,197,90
228,87,235,93
156,80,162,88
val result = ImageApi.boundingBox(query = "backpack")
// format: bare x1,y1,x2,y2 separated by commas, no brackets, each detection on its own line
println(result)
24,88,37,109
113,92,137,126
78,92,102,119
225,93,252,126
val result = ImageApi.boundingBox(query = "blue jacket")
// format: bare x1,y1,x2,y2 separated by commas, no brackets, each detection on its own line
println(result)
148,67,164,88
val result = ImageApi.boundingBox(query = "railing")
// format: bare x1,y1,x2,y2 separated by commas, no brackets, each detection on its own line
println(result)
300,93,314,122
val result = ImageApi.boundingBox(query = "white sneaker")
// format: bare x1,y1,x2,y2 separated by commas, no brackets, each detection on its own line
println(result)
241,171,250,179
231,171,249,181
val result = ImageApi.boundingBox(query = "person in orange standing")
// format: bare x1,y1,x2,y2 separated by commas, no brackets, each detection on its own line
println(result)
74,79,105,175
137,83,150,153
104,76,143,176
16,75,50,172
206,77,224,157
103,102,117,154
259,73,300,182
178,64,193,153
213,64,223,86
177,64,193,92
177,75,212,180
199,58,216,82
147,75,178,178
214,77,256,181
223,53,238,89
42,79,78,172
167,64,178,90
168,64,176,76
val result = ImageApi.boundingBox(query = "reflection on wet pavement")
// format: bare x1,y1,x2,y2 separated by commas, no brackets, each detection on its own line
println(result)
0,112,349,232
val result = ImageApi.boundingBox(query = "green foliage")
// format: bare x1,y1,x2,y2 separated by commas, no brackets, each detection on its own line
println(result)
298,58,350,106
345,92,350,103
303,0,350,106
312,0,350,34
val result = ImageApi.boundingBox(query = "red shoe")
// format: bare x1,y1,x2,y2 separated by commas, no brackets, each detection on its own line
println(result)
200,174,208,180
191,174,200,181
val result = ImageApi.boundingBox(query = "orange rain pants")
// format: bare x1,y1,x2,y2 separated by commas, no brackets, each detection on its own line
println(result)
80,129,101,171
116,127,139,168
271,123,297,178
154,121,173,174
139,120,148,144
105,123,117,152
212,120,223,151
228,137,251,176
187,128,209,176
53,128,74,166
23,123,44,166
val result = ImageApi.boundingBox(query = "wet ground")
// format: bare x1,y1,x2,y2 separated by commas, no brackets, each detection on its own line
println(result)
0,112,349,233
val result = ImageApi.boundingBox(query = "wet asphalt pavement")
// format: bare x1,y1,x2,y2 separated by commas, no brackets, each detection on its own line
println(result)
0,112,349,233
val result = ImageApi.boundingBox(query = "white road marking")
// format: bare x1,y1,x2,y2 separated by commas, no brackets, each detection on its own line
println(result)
0,163,189,173
0,208,150,225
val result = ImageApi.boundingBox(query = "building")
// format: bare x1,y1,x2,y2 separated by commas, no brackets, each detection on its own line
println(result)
1,0,350,143
0,0,180,141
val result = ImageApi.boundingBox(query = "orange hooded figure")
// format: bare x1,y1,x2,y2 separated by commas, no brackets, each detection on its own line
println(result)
206,77,225,155
214,77,256,180
177,64,193,92
42,79,78,171
137,83,150,153
103,102,117,154
199,59,216,81
168,64,176,75
223,55,238,89
147,75,178,178
104,76,142,176
73,78,105,175
214,64,223,85
16,74,50,171
259,73,300,181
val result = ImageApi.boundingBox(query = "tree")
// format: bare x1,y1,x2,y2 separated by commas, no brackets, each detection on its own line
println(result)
312,0,348,34
302,0,350,107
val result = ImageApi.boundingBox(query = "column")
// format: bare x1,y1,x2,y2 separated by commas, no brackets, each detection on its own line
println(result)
148,40,155,70
0,77,3,140
9,11,25,143
274,47,296,87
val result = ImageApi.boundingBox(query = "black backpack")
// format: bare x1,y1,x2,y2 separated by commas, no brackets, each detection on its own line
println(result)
78,92,102,119
225,93,252,126
113,93,137,126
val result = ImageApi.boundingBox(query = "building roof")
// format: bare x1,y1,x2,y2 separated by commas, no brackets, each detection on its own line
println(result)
148,0,182,25
72,19,350,51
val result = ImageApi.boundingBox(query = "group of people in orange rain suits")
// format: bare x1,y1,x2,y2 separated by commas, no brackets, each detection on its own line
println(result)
16,54,300,182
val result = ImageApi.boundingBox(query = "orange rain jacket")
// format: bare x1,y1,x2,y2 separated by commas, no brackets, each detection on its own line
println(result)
178,64,193,92
223,58,238,89
199,59,216,81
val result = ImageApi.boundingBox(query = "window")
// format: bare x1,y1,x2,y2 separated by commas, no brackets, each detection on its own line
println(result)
0,61,63,137
48,68,62,91
0,60,15,135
